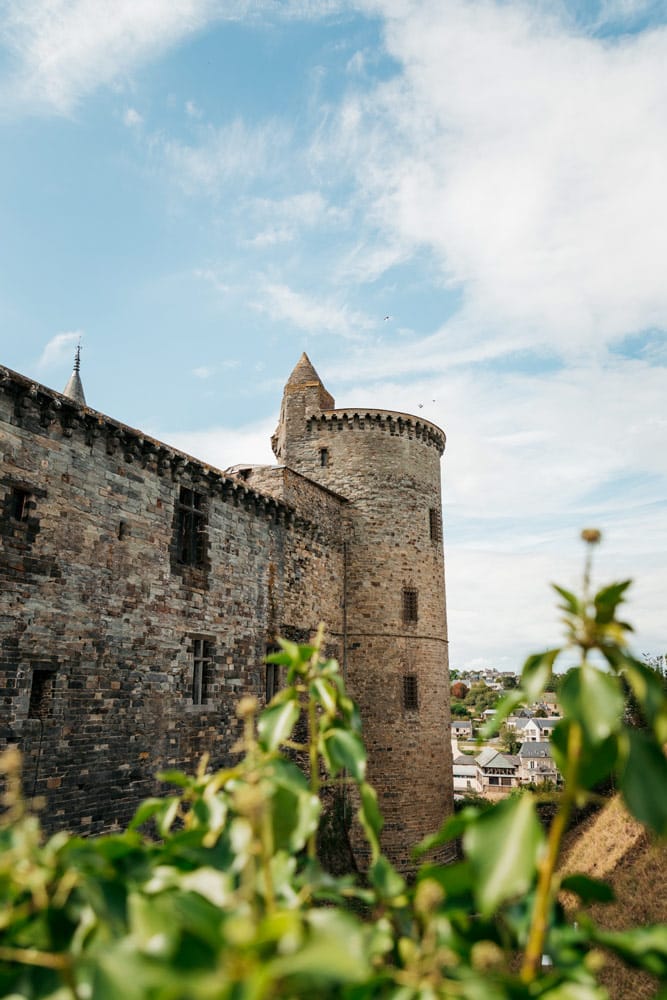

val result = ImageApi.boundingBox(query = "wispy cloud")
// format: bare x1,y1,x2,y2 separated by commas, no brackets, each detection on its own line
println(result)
243,191,345,247
37,331,81,370
157,119,291,195
123,106,143,127
0,0,354,116
254,282,372,338
325,0,667,357
0,0,215,115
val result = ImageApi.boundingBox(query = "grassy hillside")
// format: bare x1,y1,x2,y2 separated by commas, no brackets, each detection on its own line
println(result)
561,794,667,999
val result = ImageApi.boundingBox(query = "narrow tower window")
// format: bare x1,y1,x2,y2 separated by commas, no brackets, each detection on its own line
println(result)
265,643,281,702
191,638,212,705
429,507,442,543
11,488,31,522
403,675,419,711
402,588,418,623
319,447,329,467
175,487,207,566
28,670,55,720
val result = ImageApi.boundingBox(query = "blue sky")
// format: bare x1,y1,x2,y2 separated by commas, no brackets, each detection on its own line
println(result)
1,0,666,671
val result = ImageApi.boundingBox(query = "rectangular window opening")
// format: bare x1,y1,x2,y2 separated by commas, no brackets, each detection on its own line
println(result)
191,638,212,705
319,447,329,467
265,644,281,702
429,507,442,543
403,674,419,711
176,487,207,566
402,588,418,623
11,487,31,522
28,670,54,720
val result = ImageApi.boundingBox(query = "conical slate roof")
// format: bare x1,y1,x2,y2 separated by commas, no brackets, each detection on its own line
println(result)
284,352,334,408
286,352,324,389
62,346,86,406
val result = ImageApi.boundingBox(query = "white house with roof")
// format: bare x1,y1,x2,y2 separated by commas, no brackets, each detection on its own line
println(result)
452,753,483,794
476,747,520,794
518,741,560,784
522,718,559,742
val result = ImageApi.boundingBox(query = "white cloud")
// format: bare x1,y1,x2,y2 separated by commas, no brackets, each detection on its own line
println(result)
329,0,667,356
0,0,216,114
123,106,143,127
244,191,346,246
192,366,215,379
185,99,202,118
158,119,290,195
254,282,372,338
156,416,276,471
329,351,667,667
37,331,82,370
0,0,353,116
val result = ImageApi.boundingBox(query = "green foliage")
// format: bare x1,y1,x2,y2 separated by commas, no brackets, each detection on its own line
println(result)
1,534,667,998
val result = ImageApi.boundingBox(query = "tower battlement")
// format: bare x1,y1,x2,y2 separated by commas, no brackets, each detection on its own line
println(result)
307,409,446,453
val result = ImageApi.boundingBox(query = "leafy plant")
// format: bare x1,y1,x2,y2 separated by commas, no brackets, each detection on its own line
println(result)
1,533,667,999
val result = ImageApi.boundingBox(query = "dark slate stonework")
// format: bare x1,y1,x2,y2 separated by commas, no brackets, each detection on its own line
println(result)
0,355,452,870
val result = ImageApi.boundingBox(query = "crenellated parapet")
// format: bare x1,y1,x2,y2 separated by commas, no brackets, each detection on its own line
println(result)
0,364,307,533
308,409,446,454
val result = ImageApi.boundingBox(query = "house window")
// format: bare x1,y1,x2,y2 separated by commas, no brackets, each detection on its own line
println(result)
191,638,212,705
429,507,442,542
175,487,207,566
11,487,31,522
28,670,54,720
402,588,418,623
403,674,419,711
319,447,329,467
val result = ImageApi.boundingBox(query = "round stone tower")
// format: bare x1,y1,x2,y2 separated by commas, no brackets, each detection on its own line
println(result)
273,354,453,870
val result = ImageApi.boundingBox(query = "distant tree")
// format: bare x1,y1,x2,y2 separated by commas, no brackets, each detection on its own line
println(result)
465,682,498,714
534,708,547,718
452,681,469,700
451,702,469,717
499,724,521,755
623,654,667,729
502,674,518,689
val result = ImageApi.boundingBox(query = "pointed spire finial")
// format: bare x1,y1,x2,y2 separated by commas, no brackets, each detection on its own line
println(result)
62,342,87,406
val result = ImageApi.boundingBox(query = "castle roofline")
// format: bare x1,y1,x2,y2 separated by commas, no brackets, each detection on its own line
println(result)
225,463,350,504
312,407,446,454
0,363,314,531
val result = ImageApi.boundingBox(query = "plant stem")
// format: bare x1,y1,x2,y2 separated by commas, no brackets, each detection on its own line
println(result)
520,720,582,982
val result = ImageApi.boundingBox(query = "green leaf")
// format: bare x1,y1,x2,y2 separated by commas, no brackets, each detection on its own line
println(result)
560,874,614,904
594,580,632,625
417,860,474,901
622,656,667,739
558,662,624,744
413,806,483,858
358,782,383,861
127,798,167,831
322,728,367,780
463,794,544,916
480,689,524,738
592,923,667,976
551,722,618,789
310,676,337,715
370,855,406,900
257,697,301,751
620,729,667,835
521,648,561,703
552,585,582,616
267,908,371,985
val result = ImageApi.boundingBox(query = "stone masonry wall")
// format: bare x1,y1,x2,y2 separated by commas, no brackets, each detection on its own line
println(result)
0,366,344,835
274,400,453,870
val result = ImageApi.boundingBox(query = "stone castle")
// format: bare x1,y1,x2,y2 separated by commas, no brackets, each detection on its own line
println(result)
0,352,453,869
